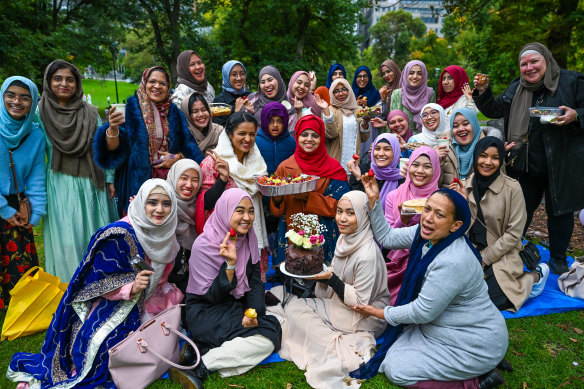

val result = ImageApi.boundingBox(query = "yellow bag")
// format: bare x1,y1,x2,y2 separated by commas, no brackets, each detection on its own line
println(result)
1,267,68,341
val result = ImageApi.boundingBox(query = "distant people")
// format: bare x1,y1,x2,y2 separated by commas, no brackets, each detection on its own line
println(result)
213,60,253,126
437,65,478,122
472,42,584,275
180,92,223,155
172,50,215,106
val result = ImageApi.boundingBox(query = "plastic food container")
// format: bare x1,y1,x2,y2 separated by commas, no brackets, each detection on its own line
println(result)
529,107,564,117
254,175,319,197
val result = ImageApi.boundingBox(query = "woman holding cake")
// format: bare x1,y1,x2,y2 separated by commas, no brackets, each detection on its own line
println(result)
271,114,350,266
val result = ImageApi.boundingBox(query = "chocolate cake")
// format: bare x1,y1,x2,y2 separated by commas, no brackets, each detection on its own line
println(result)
285,245,325,276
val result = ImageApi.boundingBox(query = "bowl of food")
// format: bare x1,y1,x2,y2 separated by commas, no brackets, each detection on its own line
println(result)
210,103,232,117
255,174,319,197
356,105,382,119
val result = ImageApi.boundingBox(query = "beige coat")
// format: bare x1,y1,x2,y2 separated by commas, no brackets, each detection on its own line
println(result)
464,173,533,312
324,106,369,161
438,132,486,188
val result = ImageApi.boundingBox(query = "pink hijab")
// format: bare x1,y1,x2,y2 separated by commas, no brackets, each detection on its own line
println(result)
386,145,440,222
286,71,322,117
187,188,260,299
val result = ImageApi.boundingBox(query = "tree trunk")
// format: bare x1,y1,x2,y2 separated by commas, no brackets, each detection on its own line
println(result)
295,4,311,60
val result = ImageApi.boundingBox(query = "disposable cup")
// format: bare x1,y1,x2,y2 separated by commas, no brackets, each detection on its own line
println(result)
111,103,126,119
399,158,409,170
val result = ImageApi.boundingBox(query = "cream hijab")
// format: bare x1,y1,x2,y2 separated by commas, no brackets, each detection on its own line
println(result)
334,191,374,258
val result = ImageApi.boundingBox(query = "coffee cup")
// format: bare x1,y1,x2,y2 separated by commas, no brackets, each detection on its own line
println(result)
111,103,126,119
399,158,409,170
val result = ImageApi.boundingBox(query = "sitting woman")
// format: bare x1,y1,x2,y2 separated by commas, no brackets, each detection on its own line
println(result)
166,159,201,295
255,101,296,176
213,60,253,126
180,92,223,155
94,66,204,216
172,50,215,106
8,179,183,388
439,107,483,187
273,191,390,388
437,65,478,122
270,114,350,265
181,188,281,384
247,65,295,129
452,137,549,312
288,70,322,119
352,185,508,389
384,146,440,305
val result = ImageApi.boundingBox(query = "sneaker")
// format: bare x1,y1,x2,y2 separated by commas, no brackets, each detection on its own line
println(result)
169,368,204,389
530,263,549,298
549,256,569,275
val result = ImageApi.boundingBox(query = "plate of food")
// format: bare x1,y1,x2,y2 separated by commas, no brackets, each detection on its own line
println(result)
404,142,431,151
356,105,382,119
401,198,427,214
255,174,319,196
279,263,328,279
210,103,232,117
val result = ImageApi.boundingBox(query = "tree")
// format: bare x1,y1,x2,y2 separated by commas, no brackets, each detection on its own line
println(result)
410,30,458,89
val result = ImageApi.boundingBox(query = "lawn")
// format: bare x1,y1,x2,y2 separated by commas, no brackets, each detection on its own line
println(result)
81,79,138,118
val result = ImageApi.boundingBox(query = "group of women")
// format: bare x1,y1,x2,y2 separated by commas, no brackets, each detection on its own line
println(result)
2,41,583,389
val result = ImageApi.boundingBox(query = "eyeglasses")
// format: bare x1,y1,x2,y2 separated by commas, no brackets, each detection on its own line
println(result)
332,88,349,95
356,75,369,80
3,92,32,104
420,110,440,119
147,79,169,88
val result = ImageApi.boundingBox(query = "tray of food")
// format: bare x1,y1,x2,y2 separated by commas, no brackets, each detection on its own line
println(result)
210,103,232,117
404,142,431,151
401,198,427,214
529,107,564,124
356,105,382,119
255,174,319,197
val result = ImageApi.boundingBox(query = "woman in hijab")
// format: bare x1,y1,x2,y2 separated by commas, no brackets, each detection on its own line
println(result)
8,179,182,388
288,70,322,119
379,59,401,111
451,137,549,312
95,66,204,216
352,66,381,107
0,77,45,310
473,42,584,276
437,65,478,122
180,92,224,155
390,60,435,132
386,109,413,157
37,60,117,282
213,60,254,126
407,103,448,147
179,188,281,385
171,50,215,106
352,186,508,389
271,114,350,265
269,191,390,388
326,63,347,89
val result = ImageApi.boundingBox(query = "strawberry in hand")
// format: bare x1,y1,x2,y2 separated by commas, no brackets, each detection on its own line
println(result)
353,154,360,160
229,227,237,240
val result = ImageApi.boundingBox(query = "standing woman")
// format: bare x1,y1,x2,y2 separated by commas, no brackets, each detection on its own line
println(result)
287,71,322,119
37,60,117,282
390,60,435,132
94,66,204,216
180,92,224,155
0,77,45,310
246,65,295,129
171,50,215,106
378,59,401,113
213,60,253,126
437,65,478,122
326,63,347,89
351,66,381,107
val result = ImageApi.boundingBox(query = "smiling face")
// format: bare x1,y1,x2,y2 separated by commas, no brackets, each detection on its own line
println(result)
332,85,349,103
3,86,33,120
229,64,246,91
336,198,358,235
355,70,369,89
381,66,395,83
388,115,409,137
373,142,394,168
260,73,279,98
145,193,172,225
407,65,424,87
189,100,210,130
298,129,321,153
441,71,454,93
175,168,200,201
520,53,546,84
228,121,257,161
451,113,474,145
421,107,440,131
268,115,284,137
189,53,206,82
476,146,500,177
230,198,255,235
50,67,77,104
332,69,344,81
145,70,169,103
291,74,310,99
420,192,463,245
408,154,433,187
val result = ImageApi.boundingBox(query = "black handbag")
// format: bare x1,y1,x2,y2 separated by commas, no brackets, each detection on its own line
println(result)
287,277,316,298
519,241,541,271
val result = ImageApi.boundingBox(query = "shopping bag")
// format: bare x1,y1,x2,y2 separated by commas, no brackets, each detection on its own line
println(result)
1,266,68,341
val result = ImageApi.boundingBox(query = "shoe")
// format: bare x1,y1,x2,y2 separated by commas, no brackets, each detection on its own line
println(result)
548,256,569,275
169,367,204,389
530,263,549,298
497,358,513,372
192,359,210,381
179,343,196,366
478,369,505,389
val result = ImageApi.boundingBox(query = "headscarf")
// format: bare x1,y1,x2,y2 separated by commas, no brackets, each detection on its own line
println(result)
136,67,172,162
400,60,434,131
248,65,291,123
351,66,381,106
326,64,347,89
417,103,447,147
166,159,202,249
314,86,330,106
329,78,359,116
0,77,39,149
380,59,401,100
387,146,440,222
179,92,222,154
221,60,247,95
334,191,373,258
260,101,289,140
437,65,469,109
387,109,413,142
370,134,402,211
38,60,104,189
187,188,260,299
352,188,481,379
450,107,483,179
176,50,208,93
469,136,506,251
287,71,322,117
508,42,560,148
293,114,347,181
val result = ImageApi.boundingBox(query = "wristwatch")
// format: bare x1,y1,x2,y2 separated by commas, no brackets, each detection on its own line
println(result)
225,261,236,270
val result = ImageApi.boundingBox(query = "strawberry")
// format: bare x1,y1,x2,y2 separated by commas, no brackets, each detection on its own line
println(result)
353,154,360,160
229,227,237,239
213,171,219,179
242,96,247,100
452,177,460,184
368,169,375,177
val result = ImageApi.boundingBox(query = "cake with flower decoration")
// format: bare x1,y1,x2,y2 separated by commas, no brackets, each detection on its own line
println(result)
284,213,327,276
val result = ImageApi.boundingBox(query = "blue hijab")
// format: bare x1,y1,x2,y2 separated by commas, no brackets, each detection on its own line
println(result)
0,76,39,149
326,64,347,88
221,60,247,95
351,66,381,106
451,107,482,179
350,188,481,379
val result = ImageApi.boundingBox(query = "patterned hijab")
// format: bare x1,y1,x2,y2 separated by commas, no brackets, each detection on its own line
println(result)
400,60,434,131
329,78,359,116
450,108,482,179
176,50,208,93
287,70,322,117
437,65,469,109
221,60,247,95
0,76,39,149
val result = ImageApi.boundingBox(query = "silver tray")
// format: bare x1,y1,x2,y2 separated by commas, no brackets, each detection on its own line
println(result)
254,175,319,197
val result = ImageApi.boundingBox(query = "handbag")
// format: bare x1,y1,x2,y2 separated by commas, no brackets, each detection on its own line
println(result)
8,149,32,225
557,260,584,300
1,267,68,341
108,304,201,389
519,241,541,271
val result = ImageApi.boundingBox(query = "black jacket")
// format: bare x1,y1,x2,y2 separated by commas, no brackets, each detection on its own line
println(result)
473,69,584,215
212,89,252,126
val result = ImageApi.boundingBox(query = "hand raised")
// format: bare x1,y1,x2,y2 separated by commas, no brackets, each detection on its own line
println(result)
219,231,237,263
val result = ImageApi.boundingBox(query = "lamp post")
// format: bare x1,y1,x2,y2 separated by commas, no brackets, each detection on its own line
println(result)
434,68,440,92
110,43,120,103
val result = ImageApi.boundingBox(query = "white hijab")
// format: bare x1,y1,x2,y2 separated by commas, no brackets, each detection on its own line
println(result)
417,103,447,147
334,191,374,258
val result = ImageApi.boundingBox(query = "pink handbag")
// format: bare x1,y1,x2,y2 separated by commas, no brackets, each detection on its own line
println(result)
108,304,200,389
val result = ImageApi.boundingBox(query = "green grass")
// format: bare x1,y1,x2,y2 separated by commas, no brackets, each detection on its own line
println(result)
81,79,138,118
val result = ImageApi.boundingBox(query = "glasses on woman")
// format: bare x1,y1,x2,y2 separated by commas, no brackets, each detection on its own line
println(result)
3,92,32,104
356,75,369,80
420,110,440,119
147,79,169,88
333,88,349,96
